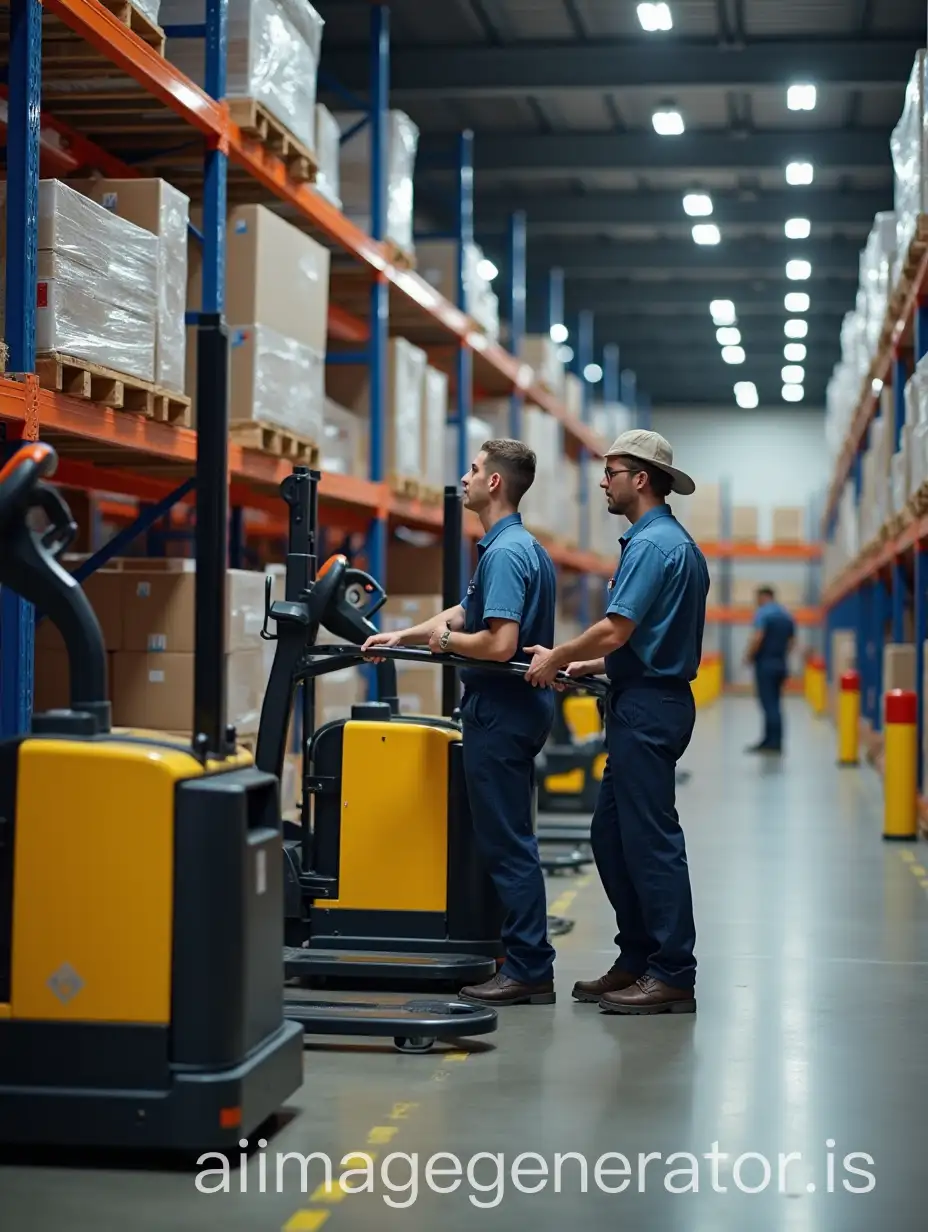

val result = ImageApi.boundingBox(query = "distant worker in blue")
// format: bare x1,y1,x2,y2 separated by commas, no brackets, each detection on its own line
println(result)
744,585,796,754
361,439,558,1007
524,430,709,1015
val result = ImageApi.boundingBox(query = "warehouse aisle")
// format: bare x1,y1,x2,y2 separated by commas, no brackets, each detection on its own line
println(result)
3,698,927,1230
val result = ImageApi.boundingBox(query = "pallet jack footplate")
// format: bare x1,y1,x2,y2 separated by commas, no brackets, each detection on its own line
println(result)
283,996,498,1046
284,947,497,984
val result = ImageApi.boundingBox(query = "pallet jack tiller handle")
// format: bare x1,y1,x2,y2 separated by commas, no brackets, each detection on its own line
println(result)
0,442,111,733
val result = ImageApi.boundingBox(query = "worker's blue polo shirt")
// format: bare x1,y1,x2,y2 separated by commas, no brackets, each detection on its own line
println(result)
603,505,710,684
460,512,556,694
753,601,796,667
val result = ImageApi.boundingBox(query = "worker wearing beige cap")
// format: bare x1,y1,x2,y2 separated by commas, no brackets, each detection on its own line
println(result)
525,429,709,1015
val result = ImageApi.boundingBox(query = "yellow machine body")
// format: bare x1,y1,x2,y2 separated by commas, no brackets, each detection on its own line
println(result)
325,720,458,914
562,694,601,741
7,735,248,1024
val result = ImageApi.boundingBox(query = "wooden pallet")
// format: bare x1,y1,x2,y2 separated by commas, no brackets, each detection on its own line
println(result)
389,474,421,500
227,97,318,184
152,389,192,428
229,422,319,464
901,216,928,280
908,480,928,518
35,352,158,415
418,483,444,506
101,0,165,53
384,239,416,270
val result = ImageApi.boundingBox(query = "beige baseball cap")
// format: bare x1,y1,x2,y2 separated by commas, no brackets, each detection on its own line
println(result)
604,429,695,496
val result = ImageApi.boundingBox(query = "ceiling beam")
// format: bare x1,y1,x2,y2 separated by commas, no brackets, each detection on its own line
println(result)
418,130,891,174
496,236,861,276
473,188,890,230
323,38,919,98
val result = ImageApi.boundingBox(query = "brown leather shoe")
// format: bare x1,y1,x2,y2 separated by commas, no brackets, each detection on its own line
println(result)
459,972,555,1006
571,968,640,1003
599,974,696,1015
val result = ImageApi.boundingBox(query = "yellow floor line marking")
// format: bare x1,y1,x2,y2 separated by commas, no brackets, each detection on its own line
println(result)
901,850,916,862
366,1125,398,1145
549,890,577,914
309,1182,347,1205
445,1051,469,1062
388,1101,418,1120
912,865,926,876
921,880,928,889
283,1212,330,1231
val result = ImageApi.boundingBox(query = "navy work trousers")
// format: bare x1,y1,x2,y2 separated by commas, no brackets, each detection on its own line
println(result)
755,660,786,749
590,679,697,990
460,687,555,984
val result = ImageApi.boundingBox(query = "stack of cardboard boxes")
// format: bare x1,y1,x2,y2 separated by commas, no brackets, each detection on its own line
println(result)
186,204,329,445
336,109,419,256
35,561,267,737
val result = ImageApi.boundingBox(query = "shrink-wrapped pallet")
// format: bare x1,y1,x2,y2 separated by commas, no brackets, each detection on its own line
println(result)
337,110,419,254
313,103,341,208
890,51,928,288
162,0,324,154
0,179,159,382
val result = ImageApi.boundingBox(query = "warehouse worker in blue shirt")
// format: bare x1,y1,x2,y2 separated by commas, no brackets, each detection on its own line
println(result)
744,585,796,753
361,439,558,1007
525,430,709,1015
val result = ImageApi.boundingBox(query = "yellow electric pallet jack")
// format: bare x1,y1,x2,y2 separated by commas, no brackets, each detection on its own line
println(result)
254,468,607,989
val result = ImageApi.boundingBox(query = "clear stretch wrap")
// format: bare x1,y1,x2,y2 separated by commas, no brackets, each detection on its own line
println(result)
230,323,324,440
162,0,324,153
337,109,419,253
859,211,897,357
422,366,448,490
390,336,426,478
313,104,341,207
0,180,159,380
130,0,161,22
890,51,928,285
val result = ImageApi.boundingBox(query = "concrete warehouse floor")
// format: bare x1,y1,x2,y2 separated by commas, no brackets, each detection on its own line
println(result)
2,698,926,1230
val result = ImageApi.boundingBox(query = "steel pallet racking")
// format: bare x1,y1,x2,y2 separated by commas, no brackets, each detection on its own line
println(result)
0,0,628,738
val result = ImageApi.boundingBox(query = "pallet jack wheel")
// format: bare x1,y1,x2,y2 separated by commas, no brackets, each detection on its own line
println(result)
394,1036,437,1053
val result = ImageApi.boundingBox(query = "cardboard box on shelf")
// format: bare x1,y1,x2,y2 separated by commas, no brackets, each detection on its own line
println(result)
321,397,368,477
325,337,426,482
315,665,365,726
34,648,115,714
423,366,449,492
72,177,190,393
187,203,330,354
519,334,564,395
111,646,265,734
34,569,125,652
771,506,806,543
883,643,916,695
395,663,443,717
730,506,759,543
120,564,266,654
337,109,419,254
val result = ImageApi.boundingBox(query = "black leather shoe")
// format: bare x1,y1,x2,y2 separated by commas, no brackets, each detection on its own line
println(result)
572,967,641,1002
459,972,555,1005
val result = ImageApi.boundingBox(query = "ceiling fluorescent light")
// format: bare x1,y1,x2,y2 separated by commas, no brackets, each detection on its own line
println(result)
717,327,741,345
683,192,713,217
786,161,814,185
722,346,746,365
584,363,603,383
782,365,805,384
784,292,810,312
784,343,807,362
652,108,685,136
786,259,812,280
785,319,809,338
637,3,673,32
549,323,568,344
782,384,804,402
734,381,759,409
785,217,811,239
787,83,817,111
692,223,721,245
710,299,736,325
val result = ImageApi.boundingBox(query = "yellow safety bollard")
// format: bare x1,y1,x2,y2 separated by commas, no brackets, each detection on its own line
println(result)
837,669,860,766
809,655,827,716
803,652,813,707
883,689,918,841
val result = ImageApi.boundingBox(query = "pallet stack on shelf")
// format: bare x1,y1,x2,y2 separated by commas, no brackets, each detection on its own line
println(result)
820,43,928,834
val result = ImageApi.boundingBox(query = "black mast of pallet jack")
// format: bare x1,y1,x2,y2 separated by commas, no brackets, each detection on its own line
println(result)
193,314,231,759
281,466,317,601
442,484,462,717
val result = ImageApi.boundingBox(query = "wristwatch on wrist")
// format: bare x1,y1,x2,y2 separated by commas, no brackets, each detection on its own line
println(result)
438,628,452,652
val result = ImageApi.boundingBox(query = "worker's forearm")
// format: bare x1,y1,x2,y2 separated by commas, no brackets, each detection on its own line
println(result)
551,618,628,667
446,628,512,662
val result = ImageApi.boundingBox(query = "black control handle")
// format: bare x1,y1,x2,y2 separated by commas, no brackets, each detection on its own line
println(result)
0,442,59,530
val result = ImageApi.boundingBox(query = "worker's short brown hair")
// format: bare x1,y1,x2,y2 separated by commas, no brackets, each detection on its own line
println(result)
481,438,536,506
